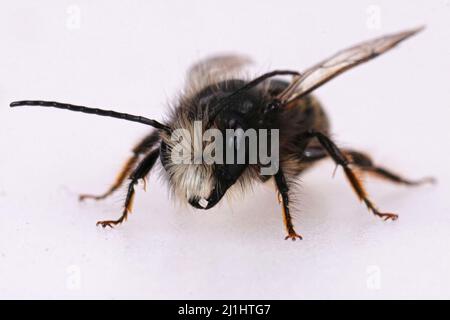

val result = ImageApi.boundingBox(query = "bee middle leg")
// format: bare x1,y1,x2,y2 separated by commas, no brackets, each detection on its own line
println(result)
274,168,303,241
96,149,160,228
79,132,160,201
303,131,398,221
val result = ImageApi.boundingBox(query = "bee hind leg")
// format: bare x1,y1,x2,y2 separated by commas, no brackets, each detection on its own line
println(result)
344,150,436,186
303,146,435,186
96,149,159,228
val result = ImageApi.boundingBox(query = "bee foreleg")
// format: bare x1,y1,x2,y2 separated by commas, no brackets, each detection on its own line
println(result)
274,169,303,241
79,131,160,202
96,149,160,228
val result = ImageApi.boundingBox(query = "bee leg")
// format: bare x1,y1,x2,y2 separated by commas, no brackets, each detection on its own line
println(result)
303,147,435,186
305,131,398,221
79,132,160,201
96,149,160,228
79,155,138,202
274,169,303,241
344,150,436,186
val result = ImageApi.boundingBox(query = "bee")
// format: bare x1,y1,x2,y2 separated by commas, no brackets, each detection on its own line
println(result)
10,27,434,240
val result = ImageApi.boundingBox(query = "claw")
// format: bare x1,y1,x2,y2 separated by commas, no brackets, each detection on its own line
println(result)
284,232,303,241
79,194,104,202
79,194,88,202
375,212,398,221
96,220,121,228
417,176,437,185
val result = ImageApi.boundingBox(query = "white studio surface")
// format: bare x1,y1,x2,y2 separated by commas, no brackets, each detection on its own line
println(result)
0,0,449,299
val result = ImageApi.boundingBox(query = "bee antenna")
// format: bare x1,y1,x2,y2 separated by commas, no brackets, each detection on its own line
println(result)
10,100,171,133
207,70,300,126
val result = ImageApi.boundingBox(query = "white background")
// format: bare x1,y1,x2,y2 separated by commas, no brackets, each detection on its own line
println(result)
0,0,449,299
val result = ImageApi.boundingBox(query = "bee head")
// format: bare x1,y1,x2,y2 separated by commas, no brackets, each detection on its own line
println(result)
159,104,253,209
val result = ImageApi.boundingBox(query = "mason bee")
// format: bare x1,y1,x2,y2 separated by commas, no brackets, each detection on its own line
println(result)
10,27,434,240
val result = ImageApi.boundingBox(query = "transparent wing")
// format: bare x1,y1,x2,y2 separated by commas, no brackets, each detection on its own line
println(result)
278,27,424,104
186,54,252,90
